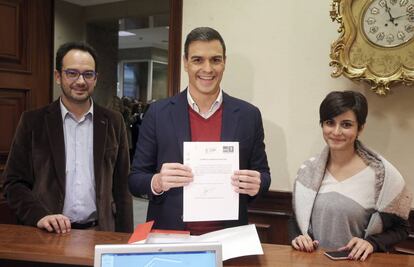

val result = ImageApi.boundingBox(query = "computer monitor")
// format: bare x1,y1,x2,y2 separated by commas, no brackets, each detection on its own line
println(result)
94,242,222,267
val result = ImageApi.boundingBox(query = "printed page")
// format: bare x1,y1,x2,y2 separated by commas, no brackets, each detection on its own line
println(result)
183,142,239,222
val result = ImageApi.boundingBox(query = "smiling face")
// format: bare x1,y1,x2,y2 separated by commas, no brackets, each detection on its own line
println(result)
55,49,97,106
183,40,225,100
322,110,363,152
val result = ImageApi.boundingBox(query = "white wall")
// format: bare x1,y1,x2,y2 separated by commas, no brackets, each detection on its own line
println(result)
181,0,414,205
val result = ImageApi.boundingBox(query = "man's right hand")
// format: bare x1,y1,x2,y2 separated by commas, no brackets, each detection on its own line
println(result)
37,214,71,234
152,163,193,193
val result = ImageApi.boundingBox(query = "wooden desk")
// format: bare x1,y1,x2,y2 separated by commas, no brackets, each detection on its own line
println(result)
0,224,413,267
0,224,129,266
226,245,414,267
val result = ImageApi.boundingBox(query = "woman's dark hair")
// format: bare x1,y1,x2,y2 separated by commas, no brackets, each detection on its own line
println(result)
55,42,98,73
184,27,226,59
319,90,368,130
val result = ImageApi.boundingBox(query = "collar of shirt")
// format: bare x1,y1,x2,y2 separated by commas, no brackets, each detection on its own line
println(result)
60,98,94,122
186,87,223,119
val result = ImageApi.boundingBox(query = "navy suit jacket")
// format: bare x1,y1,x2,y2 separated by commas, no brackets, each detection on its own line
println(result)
129,90,271,230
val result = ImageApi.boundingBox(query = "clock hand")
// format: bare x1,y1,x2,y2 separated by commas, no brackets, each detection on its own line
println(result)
384,0,397,25
393,14,408,20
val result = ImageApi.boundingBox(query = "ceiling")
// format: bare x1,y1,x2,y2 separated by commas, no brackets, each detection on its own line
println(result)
119,26,169,50
61,0,169,50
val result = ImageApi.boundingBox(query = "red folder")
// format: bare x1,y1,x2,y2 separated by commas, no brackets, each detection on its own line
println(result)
128,221,190,244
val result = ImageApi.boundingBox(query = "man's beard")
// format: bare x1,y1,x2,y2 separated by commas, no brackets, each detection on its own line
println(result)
61,85,92,104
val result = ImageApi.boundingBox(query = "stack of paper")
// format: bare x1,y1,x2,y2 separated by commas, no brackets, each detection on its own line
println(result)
128,221,263,260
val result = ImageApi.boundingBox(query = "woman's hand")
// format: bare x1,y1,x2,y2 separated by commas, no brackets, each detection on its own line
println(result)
339,237,373,261
291,234,319,252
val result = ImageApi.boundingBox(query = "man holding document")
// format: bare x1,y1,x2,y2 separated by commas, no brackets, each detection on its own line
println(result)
129,27,271,234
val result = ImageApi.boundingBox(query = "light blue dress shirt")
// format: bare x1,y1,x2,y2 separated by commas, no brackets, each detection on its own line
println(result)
60,99,97,223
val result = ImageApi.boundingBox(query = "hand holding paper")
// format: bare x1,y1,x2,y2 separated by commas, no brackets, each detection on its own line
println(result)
152,163,193,193
231,170,261,196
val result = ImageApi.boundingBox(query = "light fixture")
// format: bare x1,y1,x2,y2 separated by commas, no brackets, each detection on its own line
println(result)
118,31,136,37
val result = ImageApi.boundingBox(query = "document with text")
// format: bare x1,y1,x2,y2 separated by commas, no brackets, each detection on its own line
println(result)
183,142,239,222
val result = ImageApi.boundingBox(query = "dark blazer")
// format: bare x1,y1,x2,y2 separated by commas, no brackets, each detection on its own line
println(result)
3,100,133,233
129,90,271,230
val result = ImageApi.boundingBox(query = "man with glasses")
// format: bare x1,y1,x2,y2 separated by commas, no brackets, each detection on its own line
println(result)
4,42,133,233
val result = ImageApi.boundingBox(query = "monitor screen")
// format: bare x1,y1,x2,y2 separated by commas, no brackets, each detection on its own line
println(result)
101,250,217,267
94,242,222,267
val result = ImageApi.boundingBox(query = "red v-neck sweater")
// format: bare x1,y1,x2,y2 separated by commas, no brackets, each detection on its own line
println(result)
188,105,222,141
186,105,225,235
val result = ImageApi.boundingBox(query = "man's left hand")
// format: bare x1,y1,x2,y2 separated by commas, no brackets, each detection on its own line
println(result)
231,170,261,196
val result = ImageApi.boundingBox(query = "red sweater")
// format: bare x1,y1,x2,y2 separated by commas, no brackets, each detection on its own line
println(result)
186,105,225,235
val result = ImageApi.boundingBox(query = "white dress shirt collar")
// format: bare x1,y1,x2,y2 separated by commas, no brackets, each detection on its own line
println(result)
60,98,94,122
186,87,223,119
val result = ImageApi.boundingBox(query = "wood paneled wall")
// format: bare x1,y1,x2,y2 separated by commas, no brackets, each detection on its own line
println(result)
248,191,292,244
0,0,53,222
0,0,53,173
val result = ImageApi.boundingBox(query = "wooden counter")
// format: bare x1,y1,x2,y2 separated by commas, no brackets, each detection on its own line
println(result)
0,224,413,267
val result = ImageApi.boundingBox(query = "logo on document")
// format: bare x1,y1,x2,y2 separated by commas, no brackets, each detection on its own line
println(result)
205,147,217,154
223,146,234,153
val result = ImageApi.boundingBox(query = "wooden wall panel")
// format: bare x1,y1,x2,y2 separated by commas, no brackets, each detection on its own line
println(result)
0,2,18,57
0,0,52,171
0,0,29,72
0,88,28,160
248,191,292,245
167,0,182,96
0,0,52,224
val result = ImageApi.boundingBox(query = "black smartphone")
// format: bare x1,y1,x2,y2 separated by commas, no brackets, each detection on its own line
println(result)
324,250,350,260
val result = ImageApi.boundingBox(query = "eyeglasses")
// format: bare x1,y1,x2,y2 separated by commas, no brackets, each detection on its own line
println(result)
62,69,97,82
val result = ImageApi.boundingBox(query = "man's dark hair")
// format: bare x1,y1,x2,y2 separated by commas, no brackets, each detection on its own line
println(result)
319,90,368,130
55,42,98,72
184,27,226,59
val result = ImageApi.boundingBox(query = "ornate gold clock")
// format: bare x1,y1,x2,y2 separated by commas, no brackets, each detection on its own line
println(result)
330,0,414,95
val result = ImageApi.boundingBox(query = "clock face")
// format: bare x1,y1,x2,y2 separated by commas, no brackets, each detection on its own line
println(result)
362,0,414,47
